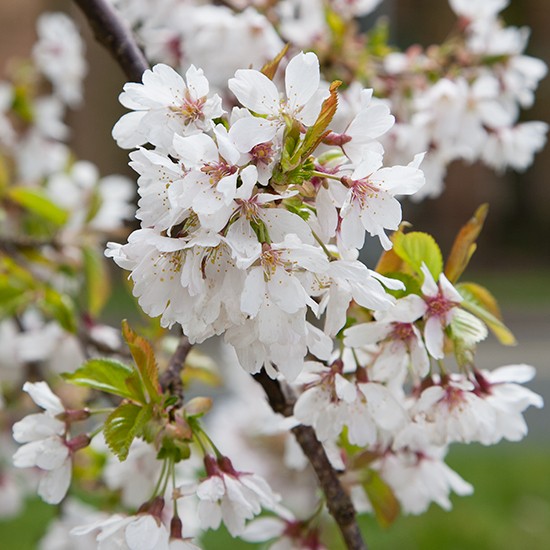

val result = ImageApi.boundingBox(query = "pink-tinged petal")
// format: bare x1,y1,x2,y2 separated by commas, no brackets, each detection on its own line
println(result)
241,268,265,317
420,263,439,296
229,117,277,152
23,381,64,415
344,322,393,347
229,70,279,115
285,52,320,112
185,65,209,98
38,457,71,504
424,316,445,359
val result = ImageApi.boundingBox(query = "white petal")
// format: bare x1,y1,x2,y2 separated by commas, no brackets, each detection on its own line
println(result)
38,458,71,504
229,70,279,115
285,52,320,112
23,381,64,415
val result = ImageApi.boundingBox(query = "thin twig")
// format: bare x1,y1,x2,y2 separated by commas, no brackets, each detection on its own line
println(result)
253,370,367,550
73,0,148,82
160,335,192,406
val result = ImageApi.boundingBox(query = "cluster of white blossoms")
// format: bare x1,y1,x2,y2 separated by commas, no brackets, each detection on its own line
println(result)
376,0,548,198
107,0,547,200
107,51,425,381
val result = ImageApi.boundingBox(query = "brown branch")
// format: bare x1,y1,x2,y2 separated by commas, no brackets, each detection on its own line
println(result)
160,335,192,406
254,370,367,550
73,0,148,82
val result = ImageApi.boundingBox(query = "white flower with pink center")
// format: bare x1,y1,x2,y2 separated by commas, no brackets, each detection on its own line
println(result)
113,63,223,150
338,151,425,250
12,382,86,504
72,502,170,550
196,455,279,537
344,294,430,381
471,365,543,444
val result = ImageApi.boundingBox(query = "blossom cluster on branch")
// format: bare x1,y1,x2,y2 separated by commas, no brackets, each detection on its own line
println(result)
0,1,546,549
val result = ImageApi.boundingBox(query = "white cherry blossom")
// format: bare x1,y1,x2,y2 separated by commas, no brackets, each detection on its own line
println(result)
113,63,223,150
196,455,279,537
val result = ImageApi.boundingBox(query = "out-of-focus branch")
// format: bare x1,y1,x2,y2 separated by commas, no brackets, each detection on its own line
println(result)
73,0,148,82
253,370,367,550
160,335,192,406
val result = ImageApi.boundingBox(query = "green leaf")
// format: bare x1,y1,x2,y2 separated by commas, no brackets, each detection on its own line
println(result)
392,231,443,281
8,187,69,226
63,358,146,403
39,288,77,333
457,283,516,346
122,320,161,402
362,469,400,528
82,246,111,316
104,403,153,461
377,272,421,299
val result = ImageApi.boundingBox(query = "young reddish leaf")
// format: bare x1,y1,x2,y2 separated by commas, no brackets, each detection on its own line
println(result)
63,358,146,403
260,44,289,80
104,402,153,461
301,80,342,160
362,469,400,528
445,204,489,283
122,320,161,402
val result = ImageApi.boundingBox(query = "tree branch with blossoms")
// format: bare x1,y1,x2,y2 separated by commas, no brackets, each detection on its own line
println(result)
73,2,369,547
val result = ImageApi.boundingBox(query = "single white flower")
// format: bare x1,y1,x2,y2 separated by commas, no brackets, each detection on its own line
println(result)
196,455,280,537
113,63,223,150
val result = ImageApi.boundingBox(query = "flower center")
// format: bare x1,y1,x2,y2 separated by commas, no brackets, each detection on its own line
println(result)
174,93,206,122
426,294,456,318
391,322,415,342
250,142,274,166
201,161,236,185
